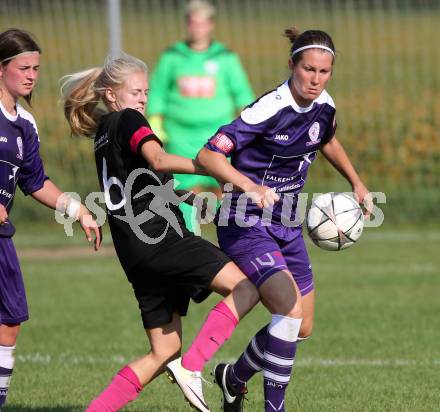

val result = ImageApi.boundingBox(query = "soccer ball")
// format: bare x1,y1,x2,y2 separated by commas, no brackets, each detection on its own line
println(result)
306,192,364,251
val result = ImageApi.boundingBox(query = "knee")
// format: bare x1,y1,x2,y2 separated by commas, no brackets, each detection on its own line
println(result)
285,302,303,319
0,323,20,346
231,280,260,314
268,296,303,319
221,279,260,320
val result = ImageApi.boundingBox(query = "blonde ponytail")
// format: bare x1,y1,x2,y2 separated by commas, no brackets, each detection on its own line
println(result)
60,52,148,138
60,68,105,137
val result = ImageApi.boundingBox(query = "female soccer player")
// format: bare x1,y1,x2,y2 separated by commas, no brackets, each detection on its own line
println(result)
197,27,371,411
61,53,259,412
148,0,254,232
0,28,101,407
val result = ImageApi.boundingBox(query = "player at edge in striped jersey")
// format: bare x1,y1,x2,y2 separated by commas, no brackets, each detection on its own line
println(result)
60,53,259,412
0,28,101,408
197,27,372,411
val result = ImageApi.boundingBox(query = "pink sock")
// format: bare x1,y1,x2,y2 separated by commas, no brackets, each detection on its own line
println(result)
182,301,238,371
86,366,142,412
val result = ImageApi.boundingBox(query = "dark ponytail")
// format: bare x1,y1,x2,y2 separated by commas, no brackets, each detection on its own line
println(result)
284,27,335,64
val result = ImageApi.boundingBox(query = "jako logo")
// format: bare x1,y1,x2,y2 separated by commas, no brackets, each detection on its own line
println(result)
275,134,289,141
0,136,7,143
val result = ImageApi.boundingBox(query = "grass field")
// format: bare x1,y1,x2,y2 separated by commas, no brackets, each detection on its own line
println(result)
3,221,439,411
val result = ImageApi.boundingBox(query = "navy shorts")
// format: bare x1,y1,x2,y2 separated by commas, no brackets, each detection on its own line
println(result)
217,221,314,296
0,237,29,324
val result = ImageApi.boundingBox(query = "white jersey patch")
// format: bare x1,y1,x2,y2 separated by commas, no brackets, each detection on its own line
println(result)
241,84,291,125
241,80,335,125
17,104,40,141
308,122,320,142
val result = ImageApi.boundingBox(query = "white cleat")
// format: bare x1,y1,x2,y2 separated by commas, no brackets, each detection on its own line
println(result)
166,357,210,412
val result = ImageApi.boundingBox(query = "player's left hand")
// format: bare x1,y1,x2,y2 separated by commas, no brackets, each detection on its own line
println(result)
353,182,373,218
78,205,102,251
245,183,280,209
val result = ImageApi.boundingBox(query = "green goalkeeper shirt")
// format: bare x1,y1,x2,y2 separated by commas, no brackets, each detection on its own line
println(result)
148,41,254,128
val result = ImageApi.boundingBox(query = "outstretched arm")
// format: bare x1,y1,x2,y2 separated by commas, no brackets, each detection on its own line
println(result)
320,136,372,215
140,140,207,175
31,180,102,250
196,147,279,209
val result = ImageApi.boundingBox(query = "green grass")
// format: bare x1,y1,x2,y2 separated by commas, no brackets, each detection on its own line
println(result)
4,222,440,411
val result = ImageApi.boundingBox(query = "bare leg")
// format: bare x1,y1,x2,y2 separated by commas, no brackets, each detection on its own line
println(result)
209,261,260,319
299,290,315,339
129,312,183,385
86,313,183,411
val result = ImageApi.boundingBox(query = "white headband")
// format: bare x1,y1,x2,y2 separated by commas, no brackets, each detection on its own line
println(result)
1,51,40,64
292,45,334,57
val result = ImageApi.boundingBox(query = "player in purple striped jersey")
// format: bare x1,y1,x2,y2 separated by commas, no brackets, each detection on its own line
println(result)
0,29,101,408
197,27,371,411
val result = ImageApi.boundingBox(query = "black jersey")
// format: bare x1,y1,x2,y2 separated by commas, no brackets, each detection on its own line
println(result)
94,108,185,271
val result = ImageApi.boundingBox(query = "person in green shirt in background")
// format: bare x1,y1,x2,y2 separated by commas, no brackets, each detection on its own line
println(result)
148,0,255,233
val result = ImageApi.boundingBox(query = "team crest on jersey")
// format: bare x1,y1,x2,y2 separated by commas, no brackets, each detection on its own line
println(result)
306,122,321,146
16,136,23,160
211,133,235,154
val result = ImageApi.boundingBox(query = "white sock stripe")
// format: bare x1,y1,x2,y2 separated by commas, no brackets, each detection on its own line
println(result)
264,349,295,362
268,315,302,342
250,338,265,360
0,345,16,350
243,352,262,371
0,345,15,370
264,352,295,367
0,375,12,388
263,370,291,383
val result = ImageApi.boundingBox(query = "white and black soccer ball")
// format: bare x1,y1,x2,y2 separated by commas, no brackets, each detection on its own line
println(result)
306,192,364,251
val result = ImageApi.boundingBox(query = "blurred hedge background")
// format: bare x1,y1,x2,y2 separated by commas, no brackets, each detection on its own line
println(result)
1,0,439,222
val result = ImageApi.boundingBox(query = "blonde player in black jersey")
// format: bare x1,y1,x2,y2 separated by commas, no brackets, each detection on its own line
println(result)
61,53,260,412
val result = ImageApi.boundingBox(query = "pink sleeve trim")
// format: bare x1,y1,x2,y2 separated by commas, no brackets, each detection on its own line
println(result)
129,126,154,154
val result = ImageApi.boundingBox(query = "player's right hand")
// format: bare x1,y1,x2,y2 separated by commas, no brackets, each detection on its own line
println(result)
0,204,8,225
245,184,280,209
78,205,102,251
353,182,373,219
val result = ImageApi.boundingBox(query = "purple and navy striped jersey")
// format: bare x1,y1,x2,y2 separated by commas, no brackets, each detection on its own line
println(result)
0,101,47,236
205,79,337,223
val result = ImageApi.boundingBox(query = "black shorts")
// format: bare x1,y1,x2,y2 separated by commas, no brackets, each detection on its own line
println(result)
126,230,230,329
